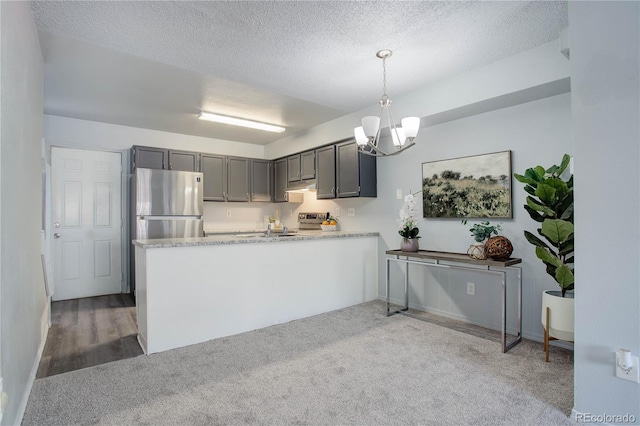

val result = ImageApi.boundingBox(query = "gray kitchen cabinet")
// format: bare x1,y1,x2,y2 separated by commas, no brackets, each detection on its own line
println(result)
133,146,167,170
226,156,250,202
274,158,304,203
335,141,377,198
287,150,315,183
250,159,273,202
201,154,227,201
168,150,200,171
316,145,336,199
274,158,288,202
132,146,199,172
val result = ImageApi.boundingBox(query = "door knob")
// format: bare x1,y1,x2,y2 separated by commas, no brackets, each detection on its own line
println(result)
54,233,61,239
53,222,60,228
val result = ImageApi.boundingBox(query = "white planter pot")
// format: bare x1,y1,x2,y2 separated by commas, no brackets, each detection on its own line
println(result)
541,290,574,342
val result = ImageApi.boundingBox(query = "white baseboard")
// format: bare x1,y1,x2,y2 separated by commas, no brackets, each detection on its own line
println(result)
15,298,50,426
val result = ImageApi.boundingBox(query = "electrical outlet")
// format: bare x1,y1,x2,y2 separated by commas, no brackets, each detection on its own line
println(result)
467,282,475,296
289,209,293,217
347,208,355,217
616,351,640,383
396,189,402,199
226,209,231,217
335,208,340,217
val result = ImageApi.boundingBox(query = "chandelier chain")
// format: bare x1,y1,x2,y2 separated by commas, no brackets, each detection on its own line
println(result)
382,56,388,99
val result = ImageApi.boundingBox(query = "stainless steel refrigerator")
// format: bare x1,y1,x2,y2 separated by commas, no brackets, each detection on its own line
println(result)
130,168,204,294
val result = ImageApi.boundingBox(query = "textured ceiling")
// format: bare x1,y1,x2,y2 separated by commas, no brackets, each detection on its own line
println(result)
31,1,568,145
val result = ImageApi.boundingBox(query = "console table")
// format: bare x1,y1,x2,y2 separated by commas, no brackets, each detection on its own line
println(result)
385,250,522,353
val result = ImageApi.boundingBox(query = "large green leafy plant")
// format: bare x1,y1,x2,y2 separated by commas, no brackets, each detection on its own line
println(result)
514,154,574,296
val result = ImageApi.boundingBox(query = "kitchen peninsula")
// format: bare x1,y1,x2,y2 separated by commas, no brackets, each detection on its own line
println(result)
133,231,378,354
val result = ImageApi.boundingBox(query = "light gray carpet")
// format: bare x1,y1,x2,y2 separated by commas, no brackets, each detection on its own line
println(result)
22,300,574,425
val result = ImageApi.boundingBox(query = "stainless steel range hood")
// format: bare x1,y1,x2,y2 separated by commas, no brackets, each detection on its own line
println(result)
285,180,316,193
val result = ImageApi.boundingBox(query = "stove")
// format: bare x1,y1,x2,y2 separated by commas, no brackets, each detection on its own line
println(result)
297,212,329,230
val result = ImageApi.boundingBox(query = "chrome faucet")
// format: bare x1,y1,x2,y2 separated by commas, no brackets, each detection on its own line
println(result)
282,225,288,235
265,223,272,236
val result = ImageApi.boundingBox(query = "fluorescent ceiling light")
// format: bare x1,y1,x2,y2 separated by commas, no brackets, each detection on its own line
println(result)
198,111,286,133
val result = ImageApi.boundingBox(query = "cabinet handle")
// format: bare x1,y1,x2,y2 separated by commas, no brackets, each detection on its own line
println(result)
285,193,288,201
246,193,249,199
163,162,167,169
223,191,227,200
169,164,173,170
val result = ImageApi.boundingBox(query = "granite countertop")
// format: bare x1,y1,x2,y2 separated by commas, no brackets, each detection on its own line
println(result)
133,230,379,249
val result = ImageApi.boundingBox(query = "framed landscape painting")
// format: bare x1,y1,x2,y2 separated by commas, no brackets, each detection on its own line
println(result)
422,150,512,218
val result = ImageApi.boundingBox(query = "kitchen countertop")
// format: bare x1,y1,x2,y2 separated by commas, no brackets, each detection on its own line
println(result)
133,230,379,249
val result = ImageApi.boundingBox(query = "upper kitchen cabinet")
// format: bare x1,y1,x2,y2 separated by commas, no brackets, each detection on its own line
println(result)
132,146,199,172
226,156,250,202
132,146,167,170
274,159,303,203
168,150,200,172
274,158,288,202
201,154,227,201
335,141,377,198
287,150,315,183
316,145,336,199
250,159,273,202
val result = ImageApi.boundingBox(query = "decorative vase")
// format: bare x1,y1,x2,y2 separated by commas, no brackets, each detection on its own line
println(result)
467,242,487,260
485,236,514,260
401,238,419,252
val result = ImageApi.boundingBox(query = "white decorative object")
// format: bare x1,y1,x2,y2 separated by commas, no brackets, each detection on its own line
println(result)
354,49,420,157
467,243,487,260
320,224,337,231
398,193,421,244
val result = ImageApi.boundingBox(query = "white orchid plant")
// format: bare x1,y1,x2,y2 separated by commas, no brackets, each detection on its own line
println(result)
398,194,421,240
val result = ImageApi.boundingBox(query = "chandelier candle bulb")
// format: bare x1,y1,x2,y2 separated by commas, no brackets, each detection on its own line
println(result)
391,127,406,147
401,117,420,139
362,116,381,138
354,127,368,146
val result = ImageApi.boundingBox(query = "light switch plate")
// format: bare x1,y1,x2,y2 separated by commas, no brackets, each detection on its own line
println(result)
335,208,340,217
347,208,355,217
616,352,640,383
396,189,402,199
226,209,231,217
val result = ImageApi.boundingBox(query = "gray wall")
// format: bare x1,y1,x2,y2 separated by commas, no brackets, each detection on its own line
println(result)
570,1,640,421
0,2,47,425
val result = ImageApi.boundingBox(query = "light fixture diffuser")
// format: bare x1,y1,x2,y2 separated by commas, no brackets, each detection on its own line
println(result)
198,111,286,133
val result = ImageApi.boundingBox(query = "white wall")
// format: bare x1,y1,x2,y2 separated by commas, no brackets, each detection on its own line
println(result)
44,114,266,168
0,3,48,425
570,2,640,421
293,93,573,340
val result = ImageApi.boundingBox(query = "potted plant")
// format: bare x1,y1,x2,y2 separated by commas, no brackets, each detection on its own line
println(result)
462,220,501,259
514,154,574,359
398,194,421,252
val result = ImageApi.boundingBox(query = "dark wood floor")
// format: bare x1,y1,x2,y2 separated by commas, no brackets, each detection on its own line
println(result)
36,293,143,378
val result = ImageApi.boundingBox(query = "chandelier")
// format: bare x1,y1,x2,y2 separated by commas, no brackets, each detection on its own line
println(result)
354,49,420,157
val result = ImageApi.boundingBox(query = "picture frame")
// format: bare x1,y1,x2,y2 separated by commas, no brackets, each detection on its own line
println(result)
422,150,512,219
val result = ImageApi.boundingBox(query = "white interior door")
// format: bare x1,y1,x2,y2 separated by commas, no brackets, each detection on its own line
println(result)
51,147,123,301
